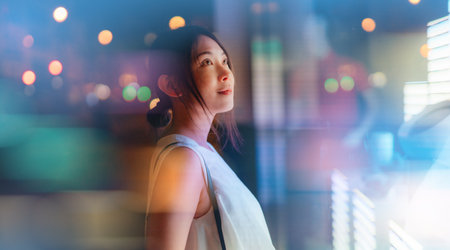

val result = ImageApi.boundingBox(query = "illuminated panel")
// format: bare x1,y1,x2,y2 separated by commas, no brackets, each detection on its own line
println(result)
251,38,284,128
331,169,350,250
425,13,450,111
427,32,449,49
353,189,376,250
404,104,427,115
428,58,450,72
427,45,449,60
403,82,429,120
403,82,428,95
427,16,449,38
403,95,428,105
429,93,450,104
428,69,450,82
389,220,423,250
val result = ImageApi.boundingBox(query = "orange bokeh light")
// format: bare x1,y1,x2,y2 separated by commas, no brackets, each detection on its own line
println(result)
98,30,113,45
420,44,429,58
362,18,376,32
169,16,185,30
409,0,420,5
48,60,63,75
150,98,160,110
118,74,138,88
22,70,36,85
23,35,34,48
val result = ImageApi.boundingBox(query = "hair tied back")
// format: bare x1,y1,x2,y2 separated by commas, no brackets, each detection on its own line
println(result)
146,100,171,128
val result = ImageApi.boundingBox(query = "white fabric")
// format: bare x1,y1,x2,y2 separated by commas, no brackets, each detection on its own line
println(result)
404,136,450,249
146,134,275,250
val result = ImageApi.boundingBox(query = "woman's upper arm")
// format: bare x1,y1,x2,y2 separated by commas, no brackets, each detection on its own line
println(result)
146,147,204,250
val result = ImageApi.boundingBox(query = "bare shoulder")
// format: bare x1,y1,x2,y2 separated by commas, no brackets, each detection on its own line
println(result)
161,146,202,174
149,146,204,213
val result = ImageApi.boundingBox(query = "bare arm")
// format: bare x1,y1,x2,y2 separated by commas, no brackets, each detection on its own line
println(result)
146,147,206,250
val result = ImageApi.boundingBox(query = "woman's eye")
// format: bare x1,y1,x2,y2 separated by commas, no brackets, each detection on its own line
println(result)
201,59,212,66
223,58,228,64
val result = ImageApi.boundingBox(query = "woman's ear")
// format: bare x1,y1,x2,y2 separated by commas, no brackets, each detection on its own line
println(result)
157,75,182,97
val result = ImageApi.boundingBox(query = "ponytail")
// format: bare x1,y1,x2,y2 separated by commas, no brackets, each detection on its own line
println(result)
146,97,172,128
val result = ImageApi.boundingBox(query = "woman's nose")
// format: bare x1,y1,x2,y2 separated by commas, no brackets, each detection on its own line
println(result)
219,65,232,82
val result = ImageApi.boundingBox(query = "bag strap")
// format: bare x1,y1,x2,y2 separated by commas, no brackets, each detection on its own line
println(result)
155,142,226,250
203,155,227,250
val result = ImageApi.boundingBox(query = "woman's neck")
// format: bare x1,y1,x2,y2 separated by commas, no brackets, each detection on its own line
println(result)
163,105,214,149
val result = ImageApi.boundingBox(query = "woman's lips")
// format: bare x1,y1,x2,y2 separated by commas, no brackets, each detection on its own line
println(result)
218,89,232,95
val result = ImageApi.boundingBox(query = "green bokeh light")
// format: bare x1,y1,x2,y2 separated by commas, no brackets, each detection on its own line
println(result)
122,86,137,101
251,40,265,55
266,40,282,54
251,39,282,55
324,78,339,93
137,86,151,102
340,76,355,91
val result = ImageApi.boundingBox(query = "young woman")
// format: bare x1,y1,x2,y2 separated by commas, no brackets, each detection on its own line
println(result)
145,26,275,250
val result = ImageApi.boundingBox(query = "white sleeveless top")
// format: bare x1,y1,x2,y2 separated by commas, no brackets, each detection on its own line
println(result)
146,134,275,250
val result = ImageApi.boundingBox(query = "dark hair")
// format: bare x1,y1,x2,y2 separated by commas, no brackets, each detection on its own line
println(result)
146,25,242,151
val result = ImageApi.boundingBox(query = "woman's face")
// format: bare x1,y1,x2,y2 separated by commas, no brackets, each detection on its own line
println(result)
191,35,234,115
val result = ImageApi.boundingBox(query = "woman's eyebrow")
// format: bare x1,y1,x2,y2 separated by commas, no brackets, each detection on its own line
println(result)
197,51,212,58
197,51,226,58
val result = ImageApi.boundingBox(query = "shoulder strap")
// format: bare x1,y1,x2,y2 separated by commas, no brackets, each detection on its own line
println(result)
156,142,226,250
203,155,227,250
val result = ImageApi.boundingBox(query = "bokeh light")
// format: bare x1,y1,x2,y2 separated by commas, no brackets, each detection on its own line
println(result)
362,18,376,32
251,3,263,14
340,76,355,91
128,82,140,91
51,76,63,89
24,85,35,96
169,16,185,30
86,92,99,107
420,44,429,58
369,72,387,88
98,30,113,45
338,64,357,78
150,98,160,110
409,0,420,5
123,86,137,101
118,74,137,88
83,82,95,95
144,33,157,46
95,84,111,100
23,35,34,48
137,86,151,102
251,40,265,55
53,7,68,22
48,60,63,75
266,40,283,54
324,78,339,93
22,70,36,85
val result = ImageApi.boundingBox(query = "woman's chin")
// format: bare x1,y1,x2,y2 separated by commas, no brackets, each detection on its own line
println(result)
218,103,234,113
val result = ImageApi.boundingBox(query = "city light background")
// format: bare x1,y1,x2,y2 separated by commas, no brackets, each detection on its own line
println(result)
1,0,450,249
